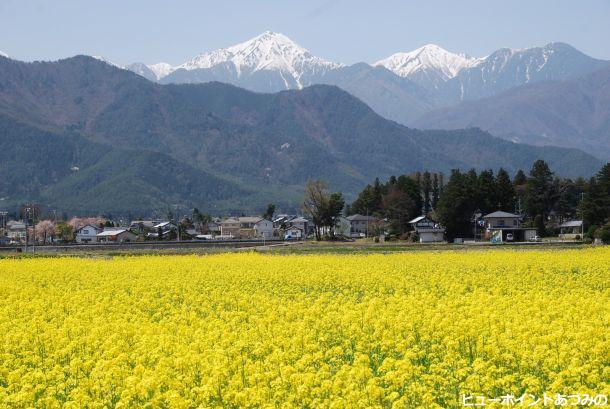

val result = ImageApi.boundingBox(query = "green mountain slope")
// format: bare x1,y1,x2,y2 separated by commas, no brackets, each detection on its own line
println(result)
0,55,603,214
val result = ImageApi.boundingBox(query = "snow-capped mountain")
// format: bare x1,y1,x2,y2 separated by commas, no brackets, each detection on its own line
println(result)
0,50,9,58
176,31,341,87
374,44,481,89
441,42,610,102
126,31,341,90
122,34,609,127
148,62,174,79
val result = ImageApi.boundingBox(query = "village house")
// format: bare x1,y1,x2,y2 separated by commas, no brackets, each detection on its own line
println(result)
408,216,445,243
346,214,377,237
75,224,102,243
207,219,222,236
559,220,583,240
96,229,137,244
6,221,26,243
286,216,309,234
284,225,304,239
483,211,537,243
254,219,274,239
219,217,240,238
219,217,274,239
335,216,351,237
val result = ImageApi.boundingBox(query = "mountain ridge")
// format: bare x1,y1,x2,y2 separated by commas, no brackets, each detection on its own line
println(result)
0,55,603,213
415,64,610,159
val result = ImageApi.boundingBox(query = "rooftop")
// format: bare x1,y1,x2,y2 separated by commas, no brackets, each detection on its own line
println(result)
559,220,583,228
483,211,521,219
347,214,377,221
97,229,127,237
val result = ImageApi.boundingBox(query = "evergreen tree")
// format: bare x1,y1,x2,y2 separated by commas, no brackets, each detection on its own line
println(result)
437,170,475,241
431,173,440,210
596,163,610,221
382,186,415,236
513,169,527,186
581,177,606,227
263,203,276,220
395,175,423,219
477,169,497,214
525,160,556,233
496,168,516,212
554,179,580,221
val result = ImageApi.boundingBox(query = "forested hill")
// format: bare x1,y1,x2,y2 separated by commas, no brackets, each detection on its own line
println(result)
0,55,603,213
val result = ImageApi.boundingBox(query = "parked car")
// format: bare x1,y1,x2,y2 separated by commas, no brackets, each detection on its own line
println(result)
529,235,542,242
506,233,514,241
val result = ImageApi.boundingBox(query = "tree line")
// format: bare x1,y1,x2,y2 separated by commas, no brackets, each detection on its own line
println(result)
345,160,610,241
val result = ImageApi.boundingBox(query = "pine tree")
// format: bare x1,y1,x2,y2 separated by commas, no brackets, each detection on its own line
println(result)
496,168,516,213
437,170,475,241
477,169,497,214
525,160,556,234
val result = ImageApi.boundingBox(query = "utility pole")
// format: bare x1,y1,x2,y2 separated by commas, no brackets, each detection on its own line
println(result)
580,192,585,241
0,211,7,245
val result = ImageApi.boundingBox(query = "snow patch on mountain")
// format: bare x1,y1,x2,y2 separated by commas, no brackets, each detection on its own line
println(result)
375,44,481,80
91,55,121,68
148,62,175,80
0,50,8,58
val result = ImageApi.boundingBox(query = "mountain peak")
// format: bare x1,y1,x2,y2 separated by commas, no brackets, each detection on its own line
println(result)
375,44,480,80
176,31,341,87
0,50,8,58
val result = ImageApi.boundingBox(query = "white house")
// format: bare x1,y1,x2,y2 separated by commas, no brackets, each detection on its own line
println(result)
284,226,303,239
483,211,536,243
254,219,274,239
96,229,137,243
75,224,102,243
408,216,445,243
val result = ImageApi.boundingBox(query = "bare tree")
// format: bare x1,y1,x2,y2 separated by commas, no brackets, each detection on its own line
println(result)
302,180,329,241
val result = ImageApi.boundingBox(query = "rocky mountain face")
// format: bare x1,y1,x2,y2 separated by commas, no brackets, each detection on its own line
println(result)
416,65,610,159
440,42,609,103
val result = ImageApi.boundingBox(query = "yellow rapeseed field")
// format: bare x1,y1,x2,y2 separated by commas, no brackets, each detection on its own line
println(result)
0,248,608,408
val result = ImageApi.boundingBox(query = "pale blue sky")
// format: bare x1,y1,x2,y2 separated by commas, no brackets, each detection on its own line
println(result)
1,0,609,65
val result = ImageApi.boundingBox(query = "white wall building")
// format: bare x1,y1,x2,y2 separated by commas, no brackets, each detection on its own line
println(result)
75,224,102,243
408,216,445,243
254,219,274,239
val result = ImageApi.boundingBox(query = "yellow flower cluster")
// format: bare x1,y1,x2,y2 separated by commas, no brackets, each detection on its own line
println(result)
0,248,608,408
